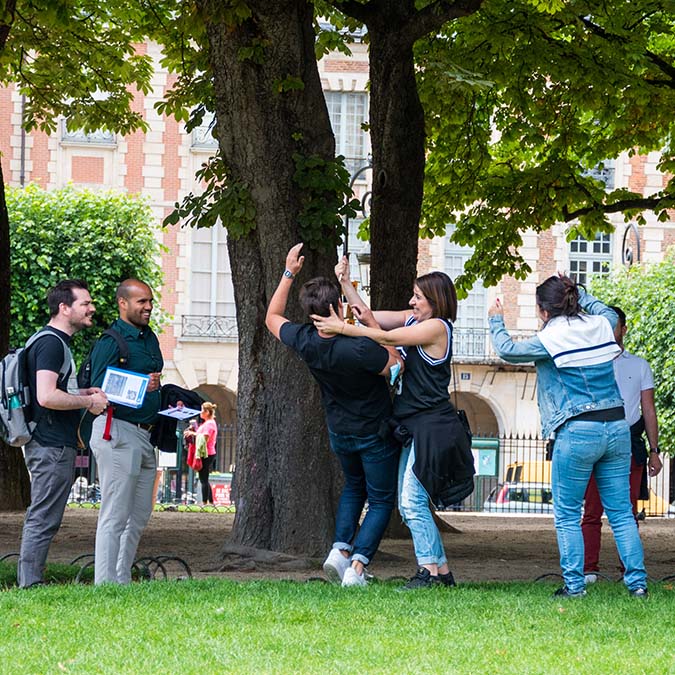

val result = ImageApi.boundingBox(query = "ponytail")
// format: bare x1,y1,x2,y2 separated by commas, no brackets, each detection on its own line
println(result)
536,275,582,319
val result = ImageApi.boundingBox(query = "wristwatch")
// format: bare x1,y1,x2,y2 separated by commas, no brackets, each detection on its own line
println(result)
650,447,660,454
283,269,294,279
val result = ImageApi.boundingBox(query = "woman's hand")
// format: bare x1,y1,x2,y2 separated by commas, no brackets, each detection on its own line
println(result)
488,298,504,317
335,256,350,283
352,304,376,328
285,243,305,277
311,304,344,335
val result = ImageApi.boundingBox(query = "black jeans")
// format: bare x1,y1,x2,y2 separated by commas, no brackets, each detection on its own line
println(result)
198,455,214,504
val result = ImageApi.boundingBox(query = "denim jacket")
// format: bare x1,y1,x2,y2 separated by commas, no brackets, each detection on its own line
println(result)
489,290,623,439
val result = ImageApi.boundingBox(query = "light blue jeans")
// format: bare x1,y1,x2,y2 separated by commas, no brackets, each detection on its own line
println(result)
398,442,447,567
552,419,647,593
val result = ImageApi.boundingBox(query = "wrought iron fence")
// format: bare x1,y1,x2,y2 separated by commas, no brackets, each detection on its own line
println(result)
456,433,672,517
67,426,672,518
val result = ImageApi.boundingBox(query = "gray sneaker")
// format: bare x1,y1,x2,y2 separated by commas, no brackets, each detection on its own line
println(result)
323,548,350,583
342,566,367,587
584,573,598,585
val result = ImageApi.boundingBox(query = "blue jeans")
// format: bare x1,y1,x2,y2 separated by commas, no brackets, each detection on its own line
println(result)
398,442,447,567
328,430,398,565
552,419,647,593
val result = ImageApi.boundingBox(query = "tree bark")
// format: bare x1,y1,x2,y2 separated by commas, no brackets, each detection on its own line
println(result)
0,151,30,510
202,0,342,556
366,8,426,312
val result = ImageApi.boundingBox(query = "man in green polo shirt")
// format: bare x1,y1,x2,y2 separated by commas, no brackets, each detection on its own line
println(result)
89,279,164,585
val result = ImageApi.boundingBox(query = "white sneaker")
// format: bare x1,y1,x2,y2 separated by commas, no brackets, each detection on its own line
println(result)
342,566,367,587
585,573,598,585
323,548,350,583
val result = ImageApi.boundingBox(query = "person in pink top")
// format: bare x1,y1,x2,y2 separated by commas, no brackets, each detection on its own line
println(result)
184,402,218,504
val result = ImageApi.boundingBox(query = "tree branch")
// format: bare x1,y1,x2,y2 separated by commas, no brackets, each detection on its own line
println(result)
409,0,484,42
330,0,375,24
563,194,675,222
0,0,17,52
580,15,675,89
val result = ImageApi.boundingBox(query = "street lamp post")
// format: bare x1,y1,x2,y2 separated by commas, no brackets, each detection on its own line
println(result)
341,157,373,323
343,155,373,258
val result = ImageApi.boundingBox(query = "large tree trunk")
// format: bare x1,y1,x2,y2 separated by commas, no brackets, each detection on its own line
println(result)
202,0,342,555
367,14,425,312
0,147,30,510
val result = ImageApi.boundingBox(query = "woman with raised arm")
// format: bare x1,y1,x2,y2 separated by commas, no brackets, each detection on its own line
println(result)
488,275,648,599
313,258,474,590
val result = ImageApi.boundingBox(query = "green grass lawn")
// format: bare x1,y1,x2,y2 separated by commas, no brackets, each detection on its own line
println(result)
1,575,673,675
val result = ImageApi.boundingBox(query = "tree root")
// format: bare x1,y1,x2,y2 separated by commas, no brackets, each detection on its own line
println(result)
216,544,314,572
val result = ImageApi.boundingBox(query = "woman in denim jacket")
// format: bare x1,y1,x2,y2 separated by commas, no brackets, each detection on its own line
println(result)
488,275,648,598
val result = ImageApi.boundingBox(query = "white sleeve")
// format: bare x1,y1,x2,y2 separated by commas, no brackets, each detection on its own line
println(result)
640,358,655,391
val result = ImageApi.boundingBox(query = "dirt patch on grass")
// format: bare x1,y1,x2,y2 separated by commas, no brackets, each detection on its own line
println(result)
2,508,675,583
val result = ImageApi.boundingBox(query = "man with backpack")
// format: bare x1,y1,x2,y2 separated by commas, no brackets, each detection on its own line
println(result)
18,279,108,588
87,279,163,585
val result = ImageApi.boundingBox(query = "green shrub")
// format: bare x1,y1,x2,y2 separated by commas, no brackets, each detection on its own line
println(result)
8,184,165,361
591,249,675,453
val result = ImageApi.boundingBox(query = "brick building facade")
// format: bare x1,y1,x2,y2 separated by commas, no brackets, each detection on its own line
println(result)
3,41,673,477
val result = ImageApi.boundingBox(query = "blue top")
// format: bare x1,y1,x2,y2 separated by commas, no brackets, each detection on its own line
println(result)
488,289,623,438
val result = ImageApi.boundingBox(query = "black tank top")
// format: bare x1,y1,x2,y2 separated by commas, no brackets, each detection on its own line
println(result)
393,316,453,419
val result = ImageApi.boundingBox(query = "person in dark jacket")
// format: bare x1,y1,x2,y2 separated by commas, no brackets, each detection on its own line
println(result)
314,263,472,590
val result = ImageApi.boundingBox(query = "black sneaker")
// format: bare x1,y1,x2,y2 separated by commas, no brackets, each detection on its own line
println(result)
629,587,649,599
438,571,456,587
552,586,587,599
399,567,439,591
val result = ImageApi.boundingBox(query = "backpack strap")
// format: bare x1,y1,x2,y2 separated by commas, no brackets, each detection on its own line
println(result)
23,329,73,428
102,327,130,367
25,329,71,382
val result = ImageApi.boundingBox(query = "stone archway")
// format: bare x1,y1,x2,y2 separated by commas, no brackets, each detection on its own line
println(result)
194,384,237,425
451,392,499,436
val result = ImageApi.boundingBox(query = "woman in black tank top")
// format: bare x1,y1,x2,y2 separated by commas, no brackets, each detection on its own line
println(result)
313,264,469,590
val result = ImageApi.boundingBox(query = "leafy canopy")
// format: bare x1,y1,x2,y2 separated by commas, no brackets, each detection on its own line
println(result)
417,0,675,291
8,184,165,360
0,1,172,135
591,251,675,453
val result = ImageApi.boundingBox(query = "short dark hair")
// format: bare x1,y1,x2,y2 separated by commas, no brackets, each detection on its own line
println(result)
415,271,458,322
47,279,89,317
609,305,626,327
536,275,581,319
299,277,340,318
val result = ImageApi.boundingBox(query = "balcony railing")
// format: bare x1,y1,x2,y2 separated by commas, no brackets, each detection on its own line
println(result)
180,317,534,359
453,327,536,363
181,315,238,340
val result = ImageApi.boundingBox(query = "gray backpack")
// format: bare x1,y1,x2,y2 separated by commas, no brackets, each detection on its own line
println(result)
0,330,71,447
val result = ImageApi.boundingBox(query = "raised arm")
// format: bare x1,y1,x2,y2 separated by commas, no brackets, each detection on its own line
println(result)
265,243,305,340
488,299,549,364
312,304,445,348
578,287,618,329
335,255,410,329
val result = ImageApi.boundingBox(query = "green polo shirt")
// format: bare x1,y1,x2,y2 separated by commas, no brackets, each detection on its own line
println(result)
89,318,164,425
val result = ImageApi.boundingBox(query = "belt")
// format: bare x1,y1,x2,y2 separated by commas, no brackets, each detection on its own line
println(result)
135,422,155,432
114,418,155,432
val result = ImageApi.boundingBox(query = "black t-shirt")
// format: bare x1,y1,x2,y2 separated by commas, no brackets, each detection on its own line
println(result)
26,327,79,447
280,322,392,435
394,317,453,418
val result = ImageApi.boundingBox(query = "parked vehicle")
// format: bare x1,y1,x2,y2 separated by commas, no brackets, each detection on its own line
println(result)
484,474,675,517
637,489,675,518
483,482,554,514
